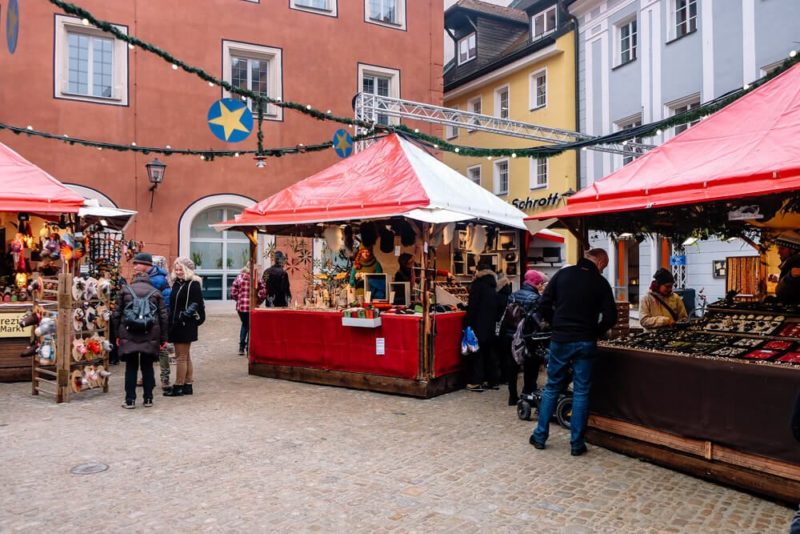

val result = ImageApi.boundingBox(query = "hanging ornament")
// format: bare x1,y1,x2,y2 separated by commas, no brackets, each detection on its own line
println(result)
207,98,253,143
6,0,19,55
332,129,353,158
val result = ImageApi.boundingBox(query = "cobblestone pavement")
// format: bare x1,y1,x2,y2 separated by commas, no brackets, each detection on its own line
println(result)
0,314,794,533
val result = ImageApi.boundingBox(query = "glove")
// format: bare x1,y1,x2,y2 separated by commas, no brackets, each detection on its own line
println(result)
179,303,200,323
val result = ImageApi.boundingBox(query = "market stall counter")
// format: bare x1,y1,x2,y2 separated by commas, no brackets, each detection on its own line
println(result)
249,308,465,398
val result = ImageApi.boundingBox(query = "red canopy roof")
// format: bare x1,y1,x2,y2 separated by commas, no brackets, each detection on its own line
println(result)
528,63,800,221
0,142,84,213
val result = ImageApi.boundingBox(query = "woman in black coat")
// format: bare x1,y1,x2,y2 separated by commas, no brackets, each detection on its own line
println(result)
464,264,499,391
164,257,205,397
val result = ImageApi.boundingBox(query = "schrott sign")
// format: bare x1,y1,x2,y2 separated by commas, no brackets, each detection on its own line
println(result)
511,192,563,211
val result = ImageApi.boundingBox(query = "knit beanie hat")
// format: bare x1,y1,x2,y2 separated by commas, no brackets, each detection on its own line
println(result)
653,268,674,286
132,252,153,266
775,231,800,251
524,269,547,287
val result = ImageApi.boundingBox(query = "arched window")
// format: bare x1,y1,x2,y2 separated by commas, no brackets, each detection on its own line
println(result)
189,205,250,301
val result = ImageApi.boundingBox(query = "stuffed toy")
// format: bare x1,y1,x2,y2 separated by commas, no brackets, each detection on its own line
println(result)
97,278,112,303
18,310,40,329
19,342,38,358
60,234,74,262
34,317,56,337
73,233,86,261
72,308,85,332
101,339,114,353
37,336,55,365
10,233,25,271
27,278,43,300
41,233,60,259
85,337,103,358
72,278,87,301
83,277,98,301
72,339,87,362
84,306,97,332
95,305,110,329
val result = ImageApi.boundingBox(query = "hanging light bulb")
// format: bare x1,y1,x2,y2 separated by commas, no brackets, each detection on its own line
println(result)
254,155,267,169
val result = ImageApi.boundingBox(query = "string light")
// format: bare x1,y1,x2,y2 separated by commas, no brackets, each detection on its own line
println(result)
171,64,178,70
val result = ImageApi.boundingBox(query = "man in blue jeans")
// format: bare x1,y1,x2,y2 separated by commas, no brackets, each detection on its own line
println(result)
530,248,617,456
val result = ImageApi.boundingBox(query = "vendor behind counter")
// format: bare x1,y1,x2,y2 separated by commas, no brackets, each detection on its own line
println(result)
772,231,800,304
639,268,688,330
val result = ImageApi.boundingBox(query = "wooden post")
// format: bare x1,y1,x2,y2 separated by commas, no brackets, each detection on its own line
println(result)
419,222,431,380
246,229,259,312
56,273,73,403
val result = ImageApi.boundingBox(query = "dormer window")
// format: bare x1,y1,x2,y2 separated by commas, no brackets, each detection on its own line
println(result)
531,6,557,41
458,32,476,65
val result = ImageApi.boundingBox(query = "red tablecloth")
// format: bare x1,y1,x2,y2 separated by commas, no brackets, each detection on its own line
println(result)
250,310,464,380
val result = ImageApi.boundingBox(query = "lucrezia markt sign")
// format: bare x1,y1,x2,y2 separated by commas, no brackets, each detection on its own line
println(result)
510,191,563,211
0,312,32,338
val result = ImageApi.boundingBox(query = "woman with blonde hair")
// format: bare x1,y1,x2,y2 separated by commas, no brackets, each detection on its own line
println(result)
163,257,205,397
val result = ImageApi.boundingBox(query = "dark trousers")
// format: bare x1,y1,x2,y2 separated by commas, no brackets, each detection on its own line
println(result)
499,336,540,400
124,352,155,402
237,311,250,350
467,337,499,385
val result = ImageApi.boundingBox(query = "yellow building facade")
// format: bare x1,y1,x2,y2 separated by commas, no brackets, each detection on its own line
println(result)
443,29,578,269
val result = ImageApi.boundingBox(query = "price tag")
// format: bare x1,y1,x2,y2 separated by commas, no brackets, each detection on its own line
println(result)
376,338,385,356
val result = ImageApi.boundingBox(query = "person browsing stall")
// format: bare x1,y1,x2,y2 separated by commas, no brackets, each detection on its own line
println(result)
639,268,689,330
394,253,416,290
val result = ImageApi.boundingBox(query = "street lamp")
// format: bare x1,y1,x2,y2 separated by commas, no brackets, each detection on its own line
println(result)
145,158,167,209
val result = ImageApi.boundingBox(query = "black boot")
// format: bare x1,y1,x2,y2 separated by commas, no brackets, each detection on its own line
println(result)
163,385,183,397
182,384,193,395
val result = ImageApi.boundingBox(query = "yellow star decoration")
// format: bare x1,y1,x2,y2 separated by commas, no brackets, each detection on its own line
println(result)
208,101,250,141
334,132,352,152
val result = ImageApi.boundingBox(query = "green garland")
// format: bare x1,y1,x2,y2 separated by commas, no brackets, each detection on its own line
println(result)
0,121,380,160
28,0,800,159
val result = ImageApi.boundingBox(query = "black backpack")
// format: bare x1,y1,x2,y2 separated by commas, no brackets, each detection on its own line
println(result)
501,298,526,332
122,285,158,334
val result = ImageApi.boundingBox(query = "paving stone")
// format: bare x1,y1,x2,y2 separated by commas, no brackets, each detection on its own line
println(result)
0,313,795,532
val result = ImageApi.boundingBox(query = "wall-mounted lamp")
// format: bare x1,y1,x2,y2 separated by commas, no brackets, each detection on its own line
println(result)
682,236,699,246
145,158,167,209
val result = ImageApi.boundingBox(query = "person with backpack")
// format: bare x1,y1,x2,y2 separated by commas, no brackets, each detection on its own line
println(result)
113,253,169,409
500,269,548,405
163,257,205,397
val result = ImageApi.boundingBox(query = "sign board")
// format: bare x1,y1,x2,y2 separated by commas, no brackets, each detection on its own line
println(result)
670,255,687,267
376,338,385,356
0,312,32,338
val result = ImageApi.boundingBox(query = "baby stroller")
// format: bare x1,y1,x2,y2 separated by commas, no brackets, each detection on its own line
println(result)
514,323,573,428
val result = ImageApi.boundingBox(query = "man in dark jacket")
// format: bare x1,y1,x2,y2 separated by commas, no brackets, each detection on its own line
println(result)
113,253,169,409
464,263,499,392
263,250,291,307
530,248,617,456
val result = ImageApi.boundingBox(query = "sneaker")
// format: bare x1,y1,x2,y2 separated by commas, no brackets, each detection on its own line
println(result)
571,445,588,457
466,383,484,392
121,400,135,409
482,382,500,390
529,435,545,449
143,398,153,408
238,347,245,356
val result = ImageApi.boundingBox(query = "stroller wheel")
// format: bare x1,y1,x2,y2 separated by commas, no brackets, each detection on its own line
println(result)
556,396,572,429
517,400,532,421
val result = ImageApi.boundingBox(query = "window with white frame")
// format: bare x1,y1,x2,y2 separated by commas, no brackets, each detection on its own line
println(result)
617,116,642,165
495,86,509,119
467,165,482,186
458,33,476,65
359,64,400,126
54,15,129,105
291,0,337,16
366,0,406,30
446,107,459,139
617,18,637,65
530,158,548,189
673,0,697,39
222,40,283,120
468,97,482,130
530,70,546,109
190,205,249,301
531,6,557,40
493,159,509,195
670,96,700,135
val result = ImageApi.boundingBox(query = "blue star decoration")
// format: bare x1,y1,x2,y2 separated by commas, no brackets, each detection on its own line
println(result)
207,98,254,143
7,0,20,55
332,129,353,158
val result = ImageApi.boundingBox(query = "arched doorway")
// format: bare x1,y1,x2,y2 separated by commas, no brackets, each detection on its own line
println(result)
178,195,256,301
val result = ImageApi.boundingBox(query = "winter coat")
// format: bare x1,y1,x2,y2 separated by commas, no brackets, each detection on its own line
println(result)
639,291,689,330
465,269,498,342
112,273,169,359
168,277,206,343
263,266,291,307
503,283,541,337
147,265,171,308
538,258,617,343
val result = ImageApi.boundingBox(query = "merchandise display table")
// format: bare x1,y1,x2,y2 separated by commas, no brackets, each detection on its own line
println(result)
588,345,800,502
249,309,465,398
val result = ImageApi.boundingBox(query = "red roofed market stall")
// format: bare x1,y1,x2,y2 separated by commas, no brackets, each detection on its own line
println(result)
217,134,554,397
527,65,800,502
